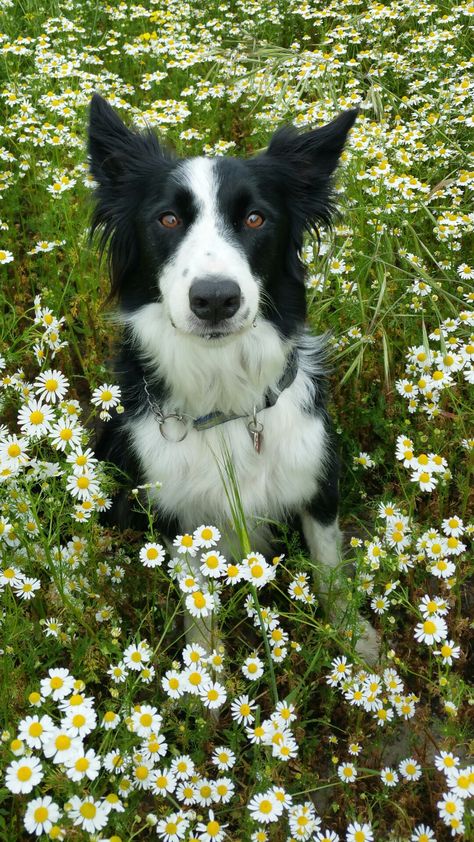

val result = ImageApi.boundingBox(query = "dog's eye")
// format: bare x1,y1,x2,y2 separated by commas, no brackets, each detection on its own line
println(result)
245,211,265,229
159,212,181,229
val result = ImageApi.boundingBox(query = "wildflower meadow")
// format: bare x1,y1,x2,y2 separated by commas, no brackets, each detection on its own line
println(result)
0,0,473,840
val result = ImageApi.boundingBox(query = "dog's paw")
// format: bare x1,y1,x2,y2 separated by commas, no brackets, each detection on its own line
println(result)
354,616,381,666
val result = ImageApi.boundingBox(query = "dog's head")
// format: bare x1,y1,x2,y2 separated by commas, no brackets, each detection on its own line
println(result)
88,94,356,341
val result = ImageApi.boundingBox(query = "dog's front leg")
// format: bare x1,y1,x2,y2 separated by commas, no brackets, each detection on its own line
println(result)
300,504,380,666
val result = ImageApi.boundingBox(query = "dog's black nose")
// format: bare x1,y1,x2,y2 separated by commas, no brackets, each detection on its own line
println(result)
189,277,241,323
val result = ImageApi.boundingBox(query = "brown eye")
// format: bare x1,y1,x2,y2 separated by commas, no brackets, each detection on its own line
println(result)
159,212,180,229
245,211,265,229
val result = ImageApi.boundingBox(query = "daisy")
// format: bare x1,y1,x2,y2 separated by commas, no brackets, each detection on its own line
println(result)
214,776,235,803
131,704,162,737
66,446,98,473
62,705,97,737
414,615,448,645
18,714,54,750
102,710,120,730
437,792,464,823
411,468,437,492
123,641,152,671
418,594,449,617
139,541,165,568
91,383,121,410
49,417,82,451
24,796,60,837
338,762,357,783
200,549,226,578
108,661,128,683
194,778,216,807
65,470,100,500
199,680,227,709
242,552,276,588
195,810,228,841
223,560,244,584
156,811,189,841
410,824,436,842
68,795,109,833
346,821,373,842
193,524,221,548
42,727,82,764
242,655,264,680
14,577,41,600
4,756,43,794
170,755,195,779
40,668,75,700
186,587,216,617
445,765,474,799
132,758,155,790
434,751,459,773
173,533,198,556
434,639,461,665
18,399,54,438
380,767,399,787
162,669,185,699
231,693,256,725
0,248,14,263
64,747,101,781
248,791,283,823
182,665,210,695
35,369,69,404
429,558,456,579
150,767,177,795
315,831,340,842
289,801,320,837
399,757,422,781
0,434,29,468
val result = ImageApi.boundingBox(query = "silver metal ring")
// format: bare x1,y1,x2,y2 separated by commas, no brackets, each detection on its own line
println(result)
159,414,190,442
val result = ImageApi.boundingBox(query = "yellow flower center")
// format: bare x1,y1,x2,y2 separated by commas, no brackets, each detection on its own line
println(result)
135,765,149,780
259,799,272,814
181,534,193,547
55,734,71,751
80,802,96,819
193,591,206,609
17,766,32,781
423,620,436,635
72,714,86,728
7,443,21,457
101,389,112,402
50,676,63,689
34,806,49,822
77,476,90,489
30,410,44,424
75,757,89,772
146,547,158,559
44,378,58,392
29,722,43,737
201,528,212,540
140,713,152,727
207,820,220,836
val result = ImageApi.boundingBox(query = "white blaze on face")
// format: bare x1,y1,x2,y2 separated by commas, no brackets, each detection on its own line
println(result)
158,157,260,334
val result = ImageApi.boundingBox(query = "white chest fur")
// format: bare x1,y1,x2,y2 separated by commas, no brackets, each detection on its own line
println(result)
122,303,328,531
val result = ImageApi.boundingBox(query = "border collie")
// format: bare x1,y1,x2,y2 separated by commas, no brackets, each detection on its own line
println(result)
88,93,378,662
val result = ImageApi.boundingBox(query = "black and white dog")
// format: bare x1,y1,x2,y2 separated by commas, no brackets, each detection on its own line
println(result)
88,94,378,662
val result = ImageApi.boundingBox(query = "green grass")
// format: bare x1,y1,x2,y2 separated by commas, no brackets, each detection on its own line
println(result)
0,0,473,840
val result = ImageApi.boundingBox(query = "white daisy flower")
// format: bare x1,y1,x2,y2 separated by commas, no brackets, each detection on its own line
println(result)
380,766,399,787
64,747,101,781
399,757,422,781
414,615,448,645
18,399,54,438
185,589,215,618
199,680,227,709
139,541,165,568
247,790,283,823
4,756,43,794
68,795,109,833
40,667,75,700
17,714,54,750
193,524,221,548
242,655,264,680
49,417,82,451
91,383,121,409
23,795,60,837
34,369,69,403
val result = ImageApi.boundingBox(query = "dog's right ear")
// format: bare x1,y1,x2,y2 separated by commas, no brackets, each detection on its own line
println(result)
88,93,166,185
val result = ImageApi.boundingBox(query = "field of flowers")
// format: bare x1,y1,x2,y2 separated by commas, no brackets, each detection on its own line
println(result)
0,0,473,840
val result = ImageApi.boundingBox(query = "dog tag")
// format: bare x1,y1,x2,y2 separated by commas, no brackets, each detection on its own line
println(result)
247,417,263,453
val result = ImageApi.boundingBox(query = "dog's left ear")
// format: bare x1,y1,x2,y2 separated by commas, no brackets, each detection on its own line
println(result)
265,109,358,228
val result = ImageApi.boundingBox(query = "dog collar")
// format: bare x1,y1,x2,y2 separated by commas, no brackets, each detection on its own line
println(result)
142,347,299,445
